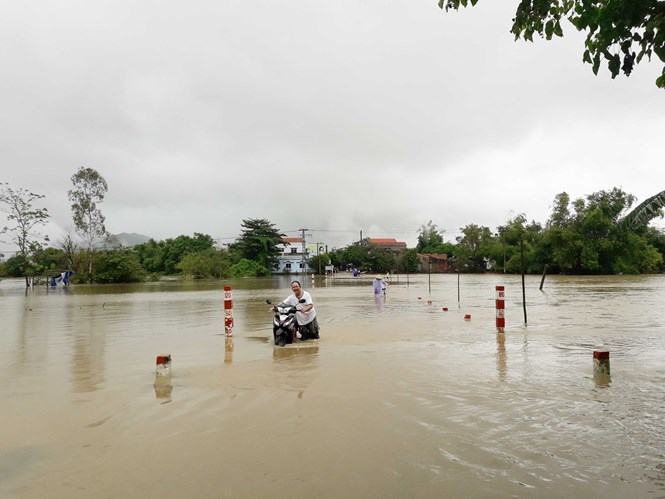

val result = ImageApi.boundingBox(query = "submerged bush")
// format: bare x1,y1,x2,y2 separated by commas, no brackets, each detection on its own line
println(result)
93,249,145,283
230,258,270,277
177,249,230,279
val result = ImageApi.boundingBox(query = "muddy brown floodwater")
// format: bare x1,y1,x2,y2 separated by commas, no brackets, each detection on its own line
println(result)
1,274,665,498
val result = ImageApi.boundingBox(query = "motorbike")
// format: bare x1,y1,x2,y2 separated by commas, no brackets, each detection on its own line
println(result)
266,299,306,346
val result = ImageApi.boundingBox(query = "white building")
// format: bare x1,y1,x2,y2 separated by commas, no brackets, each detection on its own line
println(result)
274,237,309,274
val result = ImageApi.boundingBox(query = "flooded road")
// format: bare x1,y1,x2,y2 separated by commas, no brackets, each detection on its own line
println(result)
1,274,665,498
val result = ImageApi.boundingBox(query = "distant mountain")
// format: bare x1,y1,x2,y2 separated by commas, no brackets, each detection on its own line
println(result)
103,232,152,248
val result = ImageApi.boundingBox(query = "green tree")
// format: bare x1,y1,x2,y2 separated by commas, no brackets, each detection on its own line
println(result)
645,227,665,272
416,220,456,255
620,189,665,229
439,0,665,88
230,258,271,277
540,188,660,274
549,192,572,228
0,183,50,286
397,248,420,273
93,249,145,283
68,167,108,281
232,219,284,269
134,239,166,273
417,220,444,252
162,233,215,274
331,243,397,273
33,247,67,275
3,255,29,278
455,224,494,271
497,215,543,273
177,248,231,279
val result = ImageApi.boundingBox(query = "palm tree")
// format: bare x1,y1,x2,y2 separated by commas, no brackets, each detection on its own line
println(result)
620,190,665,229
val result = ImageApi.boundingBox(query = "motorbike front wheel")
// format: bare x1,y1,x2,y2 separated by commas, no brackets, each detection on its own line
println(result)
274,328,287,346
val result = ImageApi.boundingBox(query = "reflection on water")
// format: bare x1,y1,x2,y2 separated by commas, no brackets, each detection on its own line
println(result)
374,293,385,312
593,371,612,388
153,374,173,401
224,337,234,364
272,343,319,361
1,274,665,497
71,306,106,393
496,333,507,381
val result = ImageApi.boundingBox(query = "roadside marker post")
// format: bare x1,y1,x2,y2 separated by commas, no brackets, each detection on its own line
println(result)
593,351,610,375
496,285,505,333
224,285,234,337
155,354,172,376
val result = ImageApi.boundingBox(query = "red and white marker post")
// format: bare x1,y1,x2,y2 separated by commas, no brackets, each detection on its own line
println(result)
593,351,610,375
155,354,172,376
224,285,234,337
496,285,505,333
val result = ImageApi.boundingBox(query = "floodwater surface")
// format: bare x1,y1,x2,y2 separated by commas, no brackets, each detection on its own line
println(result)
1,274,665,498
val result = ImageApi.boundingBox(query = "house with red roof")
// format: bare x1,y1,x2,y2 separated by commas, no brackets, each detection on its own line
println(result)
366,238,407,252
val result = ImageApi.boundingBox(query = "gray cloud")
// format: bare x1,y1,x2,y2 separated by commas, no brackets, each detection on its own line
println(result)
1,0,664,251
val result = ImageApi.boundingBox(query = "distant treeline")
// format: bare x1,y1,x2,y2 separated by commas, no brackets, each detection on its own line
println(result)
1,188,664,283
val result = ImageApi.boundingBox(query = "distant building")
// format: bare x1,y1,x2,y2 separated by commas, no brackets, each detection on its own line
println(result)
417,253,451,273
274,237,309,274
366,238,407,252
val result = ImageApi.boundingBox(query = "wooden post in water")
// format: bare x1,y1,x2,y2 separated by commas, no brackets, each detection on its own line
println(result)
457,270,460,308
520,238,527,325
539,264,548,291
428,256,432,295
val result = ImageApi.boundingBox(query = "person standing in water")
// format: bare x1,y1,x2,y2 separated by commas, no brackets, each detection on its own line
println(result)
373,275,386,296
283,280,320,340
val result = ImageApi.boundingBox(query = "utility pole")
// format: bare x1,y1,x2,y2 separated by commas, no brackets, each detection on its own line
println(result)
299,228,309,274
359,229,363,245
316,242,323,275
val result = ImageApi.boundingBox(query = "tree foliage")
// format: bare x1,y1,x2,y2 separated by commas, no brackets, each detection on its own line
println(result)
68,167,108,280
93,249,145,283
231,219,284,269
417,220,456,255
135,233,215,274
230,258,271,277
455,223,495,271
397,248,420,273
326,243,398,273
177,248,231,279
417,220,444,252
439,0,665,88
620,189,665,229
538,188,661,273
0,183,50,285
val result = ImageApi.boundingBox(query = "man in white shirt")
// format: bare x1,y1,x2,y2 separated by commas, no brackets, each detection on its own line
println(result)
283,280,319,340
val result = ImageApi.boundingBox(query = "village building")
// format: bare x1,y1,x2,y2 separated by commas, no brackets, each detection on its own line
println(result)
417,253,451,273
274,237,309,274
366,238,407,252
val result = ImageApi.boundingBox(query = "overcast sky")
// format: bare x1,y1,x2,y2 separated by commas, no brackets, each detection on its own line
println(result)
1,0,664,252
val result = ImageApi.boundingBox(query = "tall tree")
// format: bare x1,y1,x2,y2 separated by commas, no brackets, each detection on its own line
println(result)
548,192,572,228
455,223,494,271
439,0,665,88
417,220,445,252
68,167,108,281
0,183,50,286
232,219,285,270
